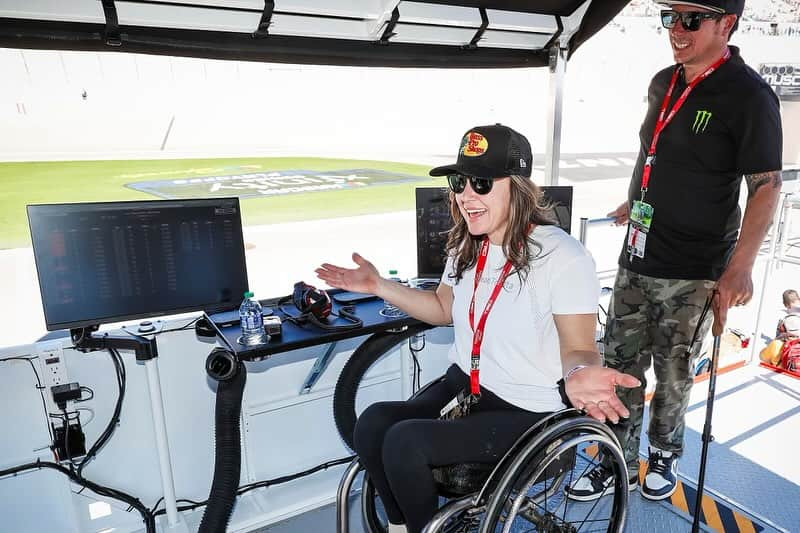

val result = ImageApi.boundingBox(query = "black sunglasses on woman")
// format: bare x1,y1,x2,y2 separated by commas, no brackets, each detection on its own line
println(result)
447,174,495,195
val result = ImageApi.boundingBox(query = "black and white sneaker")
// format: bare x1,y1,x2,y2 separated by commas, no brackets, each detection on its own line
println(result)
564,464,638,502
641,447,678,500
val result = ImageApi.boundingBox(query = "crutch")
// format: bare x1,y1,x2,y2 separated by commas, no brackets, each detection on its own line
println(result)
691,293,723,533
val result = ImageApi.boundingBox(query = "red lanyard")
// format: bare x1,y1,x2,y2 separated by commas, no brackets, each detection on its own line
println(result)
467,238,514,395
640,48,730,200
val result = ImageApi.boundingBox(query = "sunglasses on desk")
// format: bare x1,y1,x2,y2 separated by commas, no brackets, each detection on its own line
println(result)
447,174,495,195
660,10,723,31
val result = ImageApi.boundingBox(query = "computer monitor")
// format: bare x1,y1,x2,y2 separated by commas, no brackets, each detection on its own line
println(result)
415,187,452,280
540,185,574,235
27,197,248,331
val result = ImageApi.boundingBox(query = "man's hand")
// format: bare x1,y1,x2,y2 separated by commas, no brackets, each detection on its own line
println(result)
712,264,754,336
565,366,640,424
607,202,630,226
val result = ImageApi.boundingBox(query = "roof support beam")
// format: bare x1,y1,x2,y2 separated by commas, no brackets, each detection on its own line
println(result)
463,8,489,50
100,0,121,46
379,7,400,45
253,0,275,38
544,42,567,186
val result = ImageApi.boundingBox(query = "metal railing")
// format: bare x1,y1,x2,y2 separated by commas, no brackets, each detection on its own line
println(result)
749,192,797,363
578,216,616,247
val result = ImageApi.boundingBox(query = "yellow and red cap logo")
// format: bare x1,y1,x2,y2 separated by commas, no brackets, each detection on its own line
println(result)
460,131,488,157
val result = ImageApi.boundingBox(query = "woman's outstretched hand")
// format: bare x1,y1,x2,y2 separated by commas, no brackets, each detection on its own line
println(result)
565,367,640,424
315,252,381,294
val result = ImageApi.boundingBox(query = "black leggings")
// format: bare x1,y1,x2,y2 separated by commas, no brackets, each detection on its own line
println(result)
353,364,551,533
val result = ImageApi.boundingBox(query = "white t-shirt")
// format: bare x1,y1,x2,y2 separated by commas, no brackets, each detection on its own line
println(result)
440,225,599,412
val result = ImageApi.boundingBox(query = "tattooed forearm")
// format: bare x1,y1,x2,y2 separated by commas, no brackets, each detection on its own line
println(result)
745,170,782,197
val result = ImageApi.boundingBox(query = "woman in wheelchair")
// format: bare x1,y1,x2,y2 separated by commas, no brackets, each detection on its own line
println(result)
316,124,639,533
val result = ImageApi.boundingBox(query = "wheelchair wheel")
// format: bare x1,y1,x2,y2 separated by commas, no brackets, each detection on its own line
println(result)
480,416,628,533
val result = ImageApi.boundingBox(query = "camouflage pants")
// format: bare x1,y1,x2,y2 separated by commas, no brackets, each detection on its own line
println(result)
604,267,715,476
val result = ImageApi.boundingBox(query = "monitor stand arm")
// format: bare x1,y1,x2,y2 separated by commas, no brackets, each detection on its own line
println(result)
69,325,187,531
70,325,158,361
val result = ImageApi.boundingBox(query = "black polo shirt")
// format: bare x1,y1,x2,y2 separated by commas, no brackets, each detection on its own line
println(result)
618,46,782,281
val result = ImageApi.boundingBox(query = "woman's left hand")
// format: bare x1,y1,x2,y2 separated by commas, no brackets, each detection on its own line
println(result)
564,366,640,424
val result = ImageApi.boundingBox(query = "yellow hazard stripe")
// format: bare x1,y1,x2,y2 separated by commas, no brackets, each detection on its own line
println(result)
701,492,725,531
734,512,757,533
670,479,690,514
639,458,760,533
579,446,762,532
638,459,647,486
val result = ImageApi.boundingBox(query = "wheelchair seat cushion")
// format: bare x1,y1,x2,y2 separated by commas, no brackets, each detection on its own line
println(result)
432,462,495,497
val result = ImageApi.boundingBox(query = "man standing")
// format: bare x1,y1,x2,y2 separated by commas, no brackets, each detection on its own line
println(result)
566,0,782,501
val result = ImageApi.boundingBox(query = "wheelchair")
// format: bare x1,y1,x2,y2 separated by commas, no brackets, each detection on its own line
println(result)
335,379,629,533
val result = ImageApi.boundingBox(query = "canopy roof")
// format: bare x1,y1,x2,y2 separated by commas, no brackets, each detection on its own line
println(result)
0,0,629,68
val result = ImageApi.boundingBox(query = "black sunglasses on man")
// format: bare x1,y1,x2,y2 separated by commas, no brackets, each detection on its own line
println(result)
660,10,723,31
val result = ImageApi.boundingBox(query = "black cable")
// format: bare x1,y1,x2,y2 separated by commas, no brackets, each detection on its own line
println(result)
0,356,55,444
77,348,125,478
237,456,356,495
150,455,357,517
61,408,74,473
150,455,356,517
77,386,95,402
408,334,426,393
277,299,362,331
157,316,202,334
120,317,202,339
150,496,204,515
49,411,80,423
0,460,155,533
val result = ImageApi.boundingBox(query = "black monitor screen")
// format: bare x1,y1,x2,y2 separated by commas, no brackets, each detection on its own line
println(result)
27,197,248,331
415,187,452,279
540,185,574,235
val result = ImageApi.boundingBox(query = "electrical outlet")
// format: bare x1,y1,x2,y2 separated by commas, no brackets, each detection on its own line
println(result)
37,342,69,389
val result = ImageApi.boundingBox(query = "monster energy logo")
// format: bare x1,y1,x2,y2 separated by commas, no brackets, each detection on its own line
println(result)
692,110,712,134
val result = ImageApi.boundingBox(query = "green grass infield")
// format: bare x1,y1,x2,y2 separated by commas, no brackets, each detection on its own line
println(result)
0,157,441,249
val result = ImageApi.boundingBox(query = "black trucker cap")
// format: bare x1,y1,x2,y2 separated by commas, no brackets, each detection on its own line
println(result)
429,123,533,179
657,0,745,16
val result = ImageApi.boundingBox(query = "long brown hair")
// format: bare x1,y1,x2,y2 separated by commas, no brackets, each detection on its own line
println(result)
444,175,557,283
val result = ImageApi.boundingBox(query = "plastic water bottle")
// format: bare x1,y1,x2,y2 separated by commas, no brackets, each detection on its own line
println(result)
387,269,402,283
381,270,406,318
239,291,268,346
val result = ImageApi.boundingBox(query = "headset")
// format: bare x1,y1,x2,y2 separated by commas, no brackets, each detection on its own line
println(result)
293,281,333,320
279,281,362,331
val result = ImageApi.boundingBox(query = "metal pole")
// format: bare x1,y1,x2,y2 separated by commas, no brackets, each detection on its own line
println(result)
777,195,791,267
544,44,567,186
336,458,363,533
579,217,589,246
691,334,721,533
144,358,181,527
749,194,787,363
579,216,615,247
